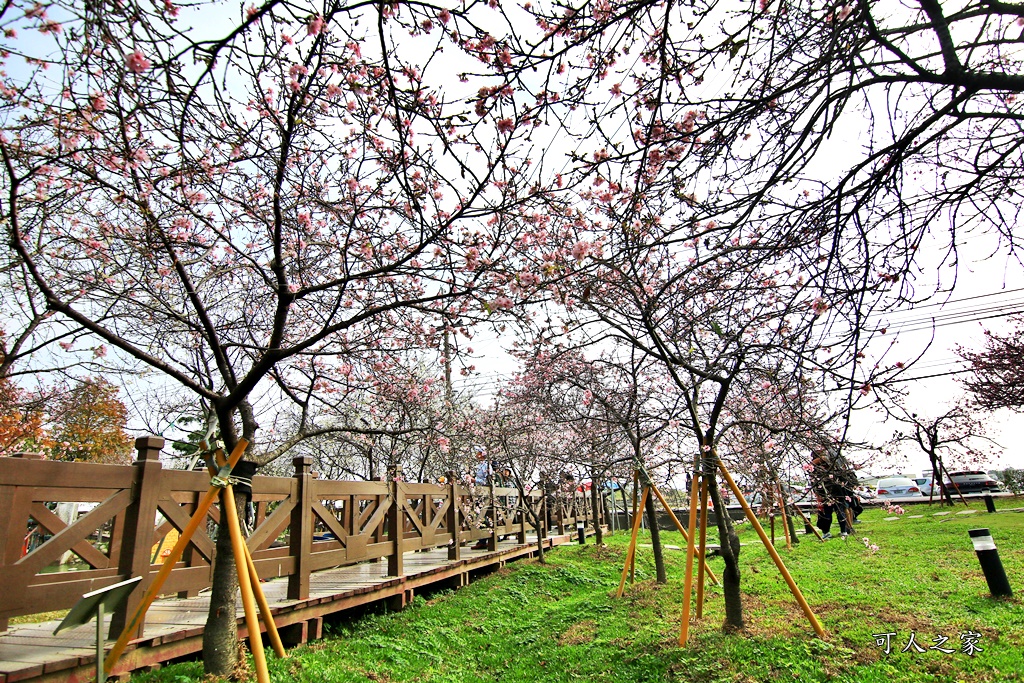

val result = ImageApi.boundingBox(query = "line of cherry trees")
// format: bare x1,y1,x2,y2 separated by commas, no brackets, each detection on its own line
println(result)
4,0,1024,673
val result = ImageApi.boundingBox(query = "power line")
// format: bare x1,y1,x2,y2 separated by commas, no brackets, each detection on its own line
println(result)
887,367,974,383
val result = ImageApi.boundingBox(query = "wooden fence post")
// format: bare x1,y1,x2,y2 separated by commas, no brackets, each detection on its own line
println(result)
517,487,527,545
0,453,45,632
387,466,404,577
447,471,460,561
288,456,313,600
108,436,164,639
487,479,497,551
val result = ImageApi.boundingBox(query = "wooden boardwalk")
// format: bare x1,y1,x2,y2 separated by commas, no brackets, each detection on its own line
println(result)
0,534,572,683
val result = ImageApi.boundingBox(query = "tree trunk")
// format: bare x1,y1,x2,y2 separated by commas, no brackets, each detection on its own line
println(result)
533,506,546,564
705,461,743,631
644,488,667,584
785,504,799,545
202,488,243,675
590,478,603,545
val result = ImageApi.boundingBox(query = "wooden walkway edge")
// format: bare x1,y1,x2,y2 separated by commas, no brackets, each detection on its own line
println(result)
0,534,577,683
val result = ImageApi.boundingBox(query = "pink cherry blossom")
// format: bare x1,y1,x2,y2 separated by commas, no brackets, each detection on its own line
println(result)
308,15,325,36
125,50,151,74
496,118,515,134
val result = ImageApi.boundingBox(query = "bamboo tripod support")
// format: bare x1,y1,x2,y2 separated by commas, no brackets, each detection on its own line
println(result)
776,486,792,549
678,456,701,645
789,498,824,542
715,458,826,639
615,470,720,599
695,478,709,619
104,440,287,682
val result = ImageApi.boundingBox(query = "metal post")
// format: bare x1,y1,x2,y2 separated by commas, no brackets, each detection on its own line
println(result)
968,529,1013,598
96,601,105,683
984,494,996,513
576,520,585,544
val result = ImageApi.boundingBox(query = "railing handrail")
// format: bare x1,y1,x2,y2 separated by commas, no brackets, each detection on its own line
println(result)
0,441,599,636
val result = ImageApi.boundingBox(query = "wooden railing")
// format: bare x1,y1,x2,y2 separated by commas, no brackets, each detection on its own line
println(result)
0,438,597,637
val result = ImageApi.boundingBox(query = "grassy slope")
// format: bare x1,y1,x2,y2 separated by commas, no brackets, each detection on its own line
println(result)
135,500,1024,683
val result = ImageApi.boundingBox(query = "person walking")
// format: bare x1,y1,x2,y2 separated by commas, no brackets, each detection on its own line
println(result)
809,451,852,539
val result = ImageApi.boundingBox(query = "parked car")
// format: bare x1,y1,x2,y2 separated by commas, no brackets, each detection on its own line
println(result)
913,478,935,496
941,471,1004,495
875,477,920,499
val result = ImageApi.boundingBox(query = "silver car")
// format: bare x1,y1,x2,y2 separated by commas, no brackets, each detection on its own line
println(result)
875,477,921,499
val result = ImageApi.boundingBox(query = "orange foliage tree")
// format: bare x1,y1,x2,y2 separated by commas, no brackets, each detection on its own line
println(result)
45,378,133,464
0,375,46,456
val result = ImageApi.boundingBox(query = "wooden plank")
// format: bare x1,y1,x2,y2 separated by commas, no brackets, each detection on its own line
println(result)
312,481,388,497
14,488,125,504
0,460,136,489
246,497,295,551
251,476,297,496
0,487,29,567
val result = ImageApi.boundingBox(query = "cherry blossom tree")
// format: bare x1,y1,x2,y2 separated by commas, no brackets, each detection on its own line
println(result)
518,0,1024,302
958,318,1024,412
506,342,687,582
475,398,573,563
887,400,1000,505
0,0,568,671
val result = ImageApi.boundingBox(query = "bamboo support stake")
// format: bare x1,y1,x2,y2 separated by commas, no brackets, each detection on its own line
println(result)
616,486,650,598
242,540,287,658
104,440,249,676
650,484,718,586
696,477,709,619
223,485,270,683
629,470,640,582
777,486,791,549
678,461,701,646
208,451,287,660
717,458,826,638
791,501,824,542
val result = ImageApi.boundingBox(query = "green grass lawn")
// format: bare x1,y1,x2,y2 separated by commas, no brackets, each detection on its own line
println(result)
135,499,1024,682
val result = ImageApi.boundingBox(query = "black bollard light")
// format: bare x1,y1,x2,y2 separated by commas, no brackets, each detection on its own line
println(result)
968,528,1013,598
576,520,585,544
804,522,814,535
984,494,997,513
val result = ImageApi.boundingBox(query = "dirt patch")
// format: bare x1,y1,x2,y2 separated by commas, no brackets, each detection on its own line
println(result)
834,603,934,634
619,579,666,607
559,619,597,646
